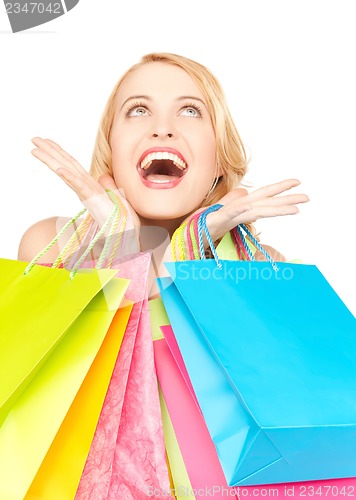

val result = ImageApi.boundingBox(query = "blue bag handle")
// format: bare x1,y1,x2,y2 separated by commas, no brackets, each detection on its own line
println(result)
197,204,279,271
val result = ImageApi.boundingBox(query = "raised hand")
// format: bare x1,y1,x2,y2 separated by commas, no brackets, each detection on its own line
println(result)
205,179,309,242
31,137,109,202
31,137,140,233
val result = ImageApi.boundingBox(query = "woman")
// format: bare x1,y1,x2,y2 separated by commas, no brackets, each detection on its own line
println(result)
16,52,310,498
18,52,308,270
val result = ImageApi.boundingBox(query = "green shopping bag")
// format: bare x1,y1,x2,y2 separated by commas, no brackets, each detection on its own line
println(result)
0,202,123,423
0,259,118,423
0,202,132,499
0,275,129,500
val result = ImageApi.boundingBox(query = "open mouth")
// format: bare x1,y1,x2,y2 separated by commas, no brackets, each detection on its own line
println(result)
137,151,188,188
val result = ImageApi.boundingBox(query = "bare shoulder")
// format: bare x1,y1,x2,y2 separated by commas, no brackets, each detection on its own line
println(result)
18,216,72,263
255,244,286,262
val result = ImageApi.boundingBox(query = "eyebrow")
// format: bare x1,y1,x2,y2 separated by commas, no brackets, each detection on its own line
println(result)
176,96,207,106
120,95,151,110
120,95,207,110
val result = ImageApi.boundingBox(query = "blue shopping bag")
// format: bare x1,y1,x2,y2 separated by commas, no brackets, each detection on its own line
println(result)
157,210,356,487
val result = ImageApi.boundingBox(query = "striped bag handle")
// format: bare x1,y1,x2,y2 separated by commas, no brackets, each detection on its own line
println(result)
54,190,129,270
171,209,205,261
197,204,279,271
24,195,125,279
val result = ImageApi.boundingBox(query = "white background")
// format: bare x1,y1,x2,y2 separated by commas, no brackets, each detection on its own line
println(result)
0,0,355,314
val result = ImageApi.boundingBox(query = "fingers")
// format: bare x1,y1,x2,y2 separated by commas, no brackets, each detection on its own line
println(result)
30,137,141,247
31,137,83,175
206,177,309,240
211,205,298,234
252,193,309,207
236,204,300,222
31,141,67,173
31,136,106,202
227,203,301,226
218,179,309,222
247,179,301,202
43,138,84,172
216,181,307,210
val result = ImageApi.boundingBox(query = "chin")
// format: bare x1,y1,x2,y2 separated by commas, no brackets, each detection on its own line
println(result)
138,208,191,221
130,189,186,213
134,203,194,223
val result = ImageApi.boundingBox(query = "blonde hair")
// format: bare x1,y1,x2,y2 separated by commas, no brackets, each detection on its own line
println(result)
90,52,254,239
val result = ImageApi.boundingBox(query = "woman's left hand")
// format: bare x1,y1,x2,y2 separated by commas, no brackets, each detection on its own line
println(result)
203,178,309,242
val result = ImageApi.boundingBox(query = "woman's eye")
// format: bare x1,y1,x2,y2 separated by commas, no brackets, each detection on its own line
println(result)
180,106,202,117
127,106,148,116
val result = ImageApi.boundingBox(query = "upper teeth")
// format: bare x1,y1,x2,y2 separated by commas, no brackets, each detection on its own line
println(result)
140,152,187,170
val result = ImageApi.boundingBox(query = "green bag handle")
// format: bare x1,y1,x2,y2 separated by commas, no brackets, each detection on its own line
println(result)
24,194,122,279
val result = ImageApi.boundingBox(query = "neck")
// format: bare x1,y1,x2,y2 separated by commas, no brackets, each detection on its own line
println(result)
139,215,186,238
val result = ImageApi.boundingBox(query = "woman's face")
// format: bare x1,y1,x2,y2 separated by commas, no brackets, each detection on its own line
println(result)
110,62,217,225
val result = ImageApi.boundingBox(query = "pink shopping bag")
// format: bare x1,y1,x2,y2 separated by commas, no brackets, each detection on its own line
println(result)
155,326,238,500
76,253,173,500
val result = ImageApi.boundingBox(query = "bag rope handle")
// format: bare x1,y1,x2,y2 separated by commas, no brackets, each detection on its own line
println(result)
24,207,87,275
197,204,223,268
197,204,279,271
95,190,127,270
69,202,121,279
171,209,205,261
24,201,121,279
187,211,204,260
52,212,94,269
230,226,250,261
55,190,129,271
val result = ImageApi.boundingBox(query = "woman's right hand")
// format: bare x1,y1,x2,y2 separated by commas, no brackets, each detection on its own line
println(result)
31,137,140,236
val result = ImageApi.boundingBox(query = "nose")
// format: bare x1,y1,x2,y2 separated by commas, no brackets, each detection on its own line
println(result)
152,132,173,138
149,114,176,140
